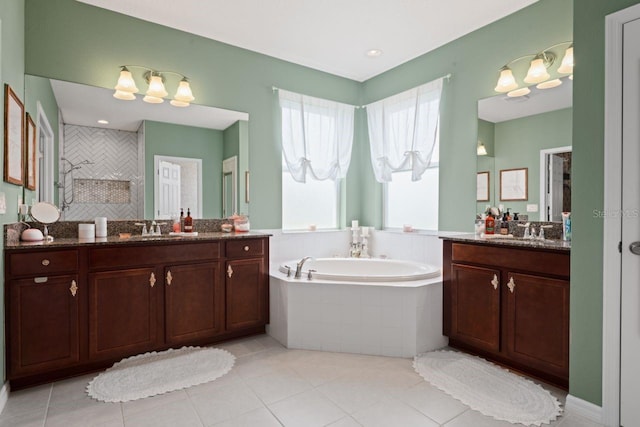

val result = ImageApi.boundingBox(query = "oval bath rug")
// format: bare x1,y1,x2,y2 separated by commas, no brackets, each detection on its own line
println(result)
87,346,235,402
413,350,562,426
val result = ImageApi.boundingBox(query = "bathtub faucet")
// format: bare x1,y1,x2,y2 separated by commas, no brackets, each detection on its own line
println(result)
294,256,314,279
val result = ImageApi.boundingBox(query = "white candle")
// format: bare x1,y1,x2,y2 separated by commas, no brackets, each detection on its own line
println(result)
352,220,359,228
361,226,369,236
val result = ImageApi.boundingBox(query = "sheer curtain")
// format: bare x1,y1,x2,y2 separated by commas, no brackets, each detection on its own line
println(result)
366,78,443,182
279,89,355,183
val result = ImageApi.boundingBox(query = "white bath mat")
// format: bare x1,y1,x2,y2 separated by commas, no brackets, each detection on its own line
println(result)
413,350,562,426
87,346,235,402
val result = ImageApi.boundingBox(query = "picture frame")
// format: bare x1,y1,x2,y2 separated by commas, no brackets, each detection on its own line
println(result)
476,171,490,202
25,113,37,191
500,167,528,201
4,84,25,186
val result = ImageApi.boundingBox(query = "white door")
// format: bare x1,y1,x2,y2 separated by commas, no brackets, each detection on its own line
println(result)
621,16,640,426
547,154,564,222
157,160,181,219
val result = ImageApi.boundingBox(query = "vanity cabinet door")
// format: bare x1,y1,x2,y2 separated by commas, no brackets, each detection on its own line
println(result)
8,275,80,378
88,268,159,361
504,272,569,379
450,263,501,352
225,258,266,331
165,262,223,345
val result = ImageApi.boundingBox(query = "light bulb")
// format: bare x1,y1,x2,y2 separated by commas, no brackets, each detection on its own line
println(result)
114,68,139,93
146,74,168,98
507,87,531,97
173,79,195,103
557,46,574,74
477,143,488,156
537,79,562,89
524,57,550,84
170,99,190,107
143,95,164,104
113,90,136,101
494,67,518,93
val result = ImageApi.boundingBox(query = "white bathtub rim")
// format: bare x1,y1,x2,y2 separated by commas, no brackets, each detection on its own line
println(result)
277,257,440,282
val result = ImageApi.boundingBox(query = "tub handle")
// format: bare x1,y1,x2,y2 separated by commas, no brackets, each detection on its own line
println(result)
491,274,499,290
307,269,316,280
284,265,292,277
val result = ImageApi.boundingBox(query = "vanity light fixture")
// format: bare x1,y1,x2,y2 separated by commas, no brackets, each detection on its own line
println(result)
494,41,573,94
113,65,195,107
477,141,488,156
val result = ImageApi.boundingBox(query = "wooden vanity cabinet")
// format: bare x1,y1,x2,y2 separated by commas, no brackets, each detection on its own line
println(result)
5,250,81,377
5,236,268,388
443,240,570,388
225,239,268,331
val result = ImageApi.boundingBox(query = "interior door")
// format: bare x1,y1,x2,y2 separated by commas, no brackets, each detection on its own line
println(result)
158,160,181,219
547,153,564,222
621,16,640,426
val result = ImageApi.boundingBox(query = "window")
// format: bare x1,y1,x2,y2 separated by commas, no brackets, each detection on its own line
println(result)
278,89,354,231
366,78,443,231
282,157,340,230
385,158,439,231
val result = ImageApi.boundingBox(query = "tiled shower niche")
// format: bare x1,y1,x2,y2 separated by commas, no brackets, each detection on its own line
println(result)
61,124,143,220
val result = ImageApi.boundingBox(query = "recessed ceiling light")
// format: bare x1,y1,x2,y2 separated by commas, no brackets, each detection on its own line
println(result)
366,49,383,57
97,119,109,124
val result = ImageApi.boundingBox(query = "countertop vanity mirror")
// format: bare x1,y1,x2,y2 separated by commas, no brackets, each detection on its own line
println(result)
477,76,572,221
23,75,250,222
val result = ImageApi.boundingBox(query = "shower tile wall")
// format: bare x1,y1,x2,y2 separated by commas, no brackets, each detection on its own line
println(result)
61,124,143,220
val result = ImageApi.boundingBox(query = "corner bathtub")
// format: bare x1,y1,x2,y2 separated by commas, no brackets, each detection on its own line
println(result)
267,258,448,358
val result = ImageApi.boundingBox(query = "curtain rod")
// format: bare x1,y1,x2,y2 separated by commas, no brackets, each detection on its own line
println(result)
272,73,451,110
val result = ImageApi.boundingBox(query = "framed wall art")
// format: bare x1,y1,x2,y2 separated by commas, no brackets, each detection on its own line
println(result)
4,84,25,186
477,171,490,202
500,167,528,201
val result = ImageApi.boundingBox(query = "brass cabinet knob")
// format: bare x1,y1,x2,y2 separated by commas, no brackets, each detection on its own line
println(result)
491,274,499,290
507,277,516,293
227,265,233,278
70,280,78,297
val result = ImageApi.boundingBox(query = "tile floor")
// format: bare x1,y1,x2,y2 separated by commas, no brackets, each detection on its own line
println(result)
0,335,603,427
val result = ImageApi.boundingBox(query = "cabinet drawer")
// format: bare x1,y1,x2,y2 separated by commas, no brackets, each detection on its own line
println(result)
226,239,264,258
90,242,221,269
8,250,79,277
452,243,569,277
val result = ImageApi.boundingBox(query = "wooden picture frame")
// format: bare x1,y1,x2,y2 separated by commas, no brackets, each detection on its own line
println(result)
25,113,37,190
4,84,25,186
500,167,528,201
477,171,490,202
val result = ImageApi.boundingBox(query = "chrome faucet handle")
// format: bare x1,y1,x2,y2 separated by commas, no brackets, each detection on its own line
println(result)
307,269,316,280
284,265,292,277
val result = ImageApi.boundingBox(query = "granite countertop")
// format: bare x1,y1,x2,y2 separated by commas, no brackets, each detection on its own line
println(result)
5,231,271,251
439,233,571,252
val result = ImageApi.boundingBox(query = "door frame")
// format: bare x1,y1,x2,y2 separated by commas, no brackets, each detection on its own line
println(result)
538,146,571,222
602,4,640,426
36,102,55,203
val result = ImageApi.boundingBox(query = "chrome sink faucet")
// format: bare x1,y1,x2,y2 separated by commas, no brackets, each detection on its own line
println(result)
294,256,313,279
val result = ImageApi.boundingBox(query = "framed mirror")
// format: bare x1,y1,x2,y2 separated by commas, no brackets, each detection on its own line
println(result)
24,75,249,221
477,76,572,221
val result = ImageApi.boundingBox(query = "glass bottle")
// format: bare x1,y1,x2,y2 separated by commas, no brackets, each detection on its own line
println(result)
184,208,193,232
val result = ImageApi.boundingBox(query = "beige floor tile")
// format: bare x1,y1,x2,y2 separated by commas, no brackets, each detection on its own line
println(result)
326,417,362,427
245,367,313,405
1,383,51,419
268,389,346,427
49,373,96,407
393,382,468,424
316,376,388,415
123,399,202,427
121,389,189,418
189,382,264,426
45,399,123,427
211,407,282,427
185,370,243,397
0,410,46,427
558,413,603,427
351,397,439,427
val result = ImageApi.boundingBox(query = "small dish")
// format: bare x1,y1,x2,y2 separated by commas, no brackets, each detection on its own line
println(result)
119,232,131,239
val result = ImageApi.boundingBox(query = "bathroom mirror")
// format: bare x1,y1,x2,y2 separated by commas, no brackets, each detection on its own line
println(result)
477,76,572,221
23,75,249,221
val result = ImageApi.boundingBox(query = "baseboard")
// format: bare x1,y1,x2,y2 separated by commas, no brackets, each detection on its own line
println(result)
565,394,603,424
0,382,9,415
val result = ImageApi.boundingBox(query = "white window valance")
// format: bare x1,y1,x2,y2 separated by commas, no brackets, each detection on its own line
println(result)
366,78,443,182
279,89,355,183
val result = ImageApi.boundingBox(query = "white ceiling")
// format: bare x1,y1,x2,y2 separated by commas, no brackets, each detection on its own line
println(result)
478,77,572,123
77,0,538,82
50,79,249,131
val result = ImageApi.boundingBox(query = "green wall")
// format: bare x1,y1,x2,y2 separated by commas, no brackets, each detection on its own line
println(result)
491,108,572,216
143,121,224,219
24,74,59,205
222,120,249,215
361,0,573,232
24,0,362,229
571,0,640,406
0,0,24,383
